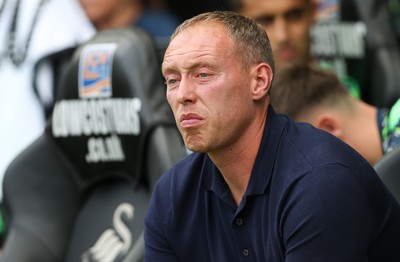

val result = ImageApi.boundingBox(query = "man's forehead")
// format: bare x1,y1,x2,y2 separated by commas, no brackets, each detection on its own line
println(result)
167,23,229,54
162,25,232,72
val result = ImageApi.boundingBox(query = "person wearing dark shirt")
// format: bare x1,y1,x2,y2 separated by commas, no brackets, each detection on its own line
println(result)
144,11,400,261
378,99,400,154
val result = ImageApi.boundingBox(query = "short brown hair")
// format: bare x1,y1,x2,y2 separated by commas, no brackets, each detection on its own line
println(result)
271,63,350,119
171,10,275,73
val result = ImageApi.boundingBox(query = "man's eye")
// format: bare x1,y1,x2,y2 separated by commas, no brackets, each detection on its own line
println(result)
166,79,177,85
285,9,304,22
199,73,208,78
254,15,274,26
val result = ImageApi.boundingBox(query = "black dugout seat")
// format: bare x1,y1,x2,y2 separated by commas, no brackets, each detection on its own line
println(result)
374,147,400,203
311,0,400,108
341,0,400,108
0,28,185,261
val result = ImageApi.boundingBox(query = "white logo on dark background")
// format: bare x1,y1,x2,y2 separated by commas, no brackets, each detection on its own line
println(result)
81,203,134,262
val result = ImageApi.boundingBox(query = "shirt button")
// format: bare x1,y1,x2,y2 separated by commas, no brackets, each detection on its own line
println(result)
243,249,249,256
236,218,243,226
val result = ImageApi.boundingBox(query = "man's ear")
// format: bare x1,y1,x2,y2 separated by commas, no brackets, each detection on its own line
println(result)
314,113,343,138
252,63,273,101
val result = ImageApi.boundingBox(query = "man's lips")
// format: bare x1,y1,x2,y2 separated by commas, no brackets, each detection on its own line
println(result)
179,113,204,128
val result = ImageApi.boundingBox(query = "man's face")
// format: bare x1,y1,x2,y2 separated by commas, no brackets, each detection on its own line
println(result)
79,0,132,28
162,23,256,153
241,0,316,68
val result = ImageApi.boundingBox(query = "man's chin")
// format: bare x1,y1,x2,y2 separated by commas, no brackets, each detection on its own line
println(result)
185,145,207,153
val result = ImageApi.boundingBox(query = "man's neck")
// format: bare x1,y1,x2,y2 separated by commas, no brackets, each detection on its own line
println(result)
358,102,383,164
208,109,268,205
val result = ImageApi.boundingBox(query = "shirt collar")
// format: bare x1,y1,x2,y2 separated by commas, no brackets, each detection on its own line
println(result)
202,105,288,198
247,105,286,195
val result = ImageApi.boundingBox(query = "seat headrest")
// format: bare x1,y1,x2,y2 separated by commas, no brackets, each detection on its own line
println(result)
46,28,172,189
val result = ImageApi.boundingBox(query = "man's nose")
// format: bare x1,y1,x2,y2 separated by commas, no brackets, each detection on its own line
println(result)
271,19,289,43
176,77,196,104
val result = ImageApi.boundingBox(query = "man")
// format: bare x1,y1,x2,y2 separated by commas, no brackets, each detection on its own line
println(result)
79,0,180,60
271,63,400,166
144,11,400,261
230,0,316,68
230,0,362,98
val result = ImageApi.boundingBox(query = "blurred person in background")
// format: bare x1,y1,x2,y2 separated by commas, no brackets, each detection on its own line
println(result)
230,0,316,69
271,63,400,166
79,0,181,60
230,0,400,107
229,0,363,99
0,0,95,243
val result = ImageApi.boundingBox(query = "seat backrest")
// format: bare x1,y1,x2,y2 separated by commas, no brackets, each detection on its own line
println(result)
342,0,400,108
311,0,400,107
374,147,400,203
1,28,185,261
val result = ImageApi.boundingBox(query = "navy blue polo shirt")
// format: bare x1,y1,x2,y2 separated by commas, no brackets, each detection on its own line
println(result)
144,106,400,262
